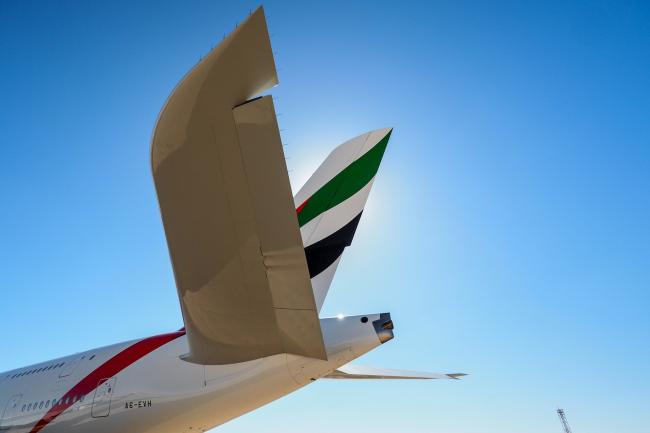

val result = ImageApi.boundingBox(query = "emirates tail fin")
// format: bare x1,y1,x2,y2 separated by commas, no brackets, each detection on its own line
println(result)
294,128,392,311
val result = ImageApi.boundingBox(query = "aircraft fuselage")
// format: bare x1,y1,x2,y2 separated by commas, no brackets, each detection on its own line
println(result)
0,314,390,433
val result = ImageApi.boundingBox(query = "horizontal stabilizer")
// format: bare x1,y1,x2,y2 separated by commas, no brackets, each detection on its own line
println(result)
150,7,326,365
324,364,466,380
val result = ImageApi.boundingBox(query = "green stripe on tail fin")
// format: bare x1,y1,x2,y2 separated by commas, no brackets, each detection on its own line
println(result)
294,128,392,310
297,129,391,227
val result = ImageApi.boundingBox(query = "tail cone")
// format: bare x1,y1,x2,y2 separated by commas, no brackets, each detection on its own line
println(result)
373,313,394,344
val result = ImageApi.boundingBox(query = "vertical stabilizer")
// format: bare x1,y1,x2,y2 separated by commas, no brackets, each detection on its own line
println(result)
294,128,392,310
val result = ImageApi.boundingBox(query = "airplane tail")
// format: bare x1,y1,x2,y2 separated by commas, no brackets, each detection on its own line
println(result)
294,128,392,311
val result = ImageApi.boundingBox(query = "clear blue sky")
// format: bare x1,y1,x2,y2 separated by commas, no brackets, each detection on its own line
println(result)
1,1,649,432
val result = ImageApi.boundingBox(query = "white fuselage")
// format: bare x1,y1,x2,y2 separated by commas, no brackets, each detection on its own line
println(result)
0,314,388,433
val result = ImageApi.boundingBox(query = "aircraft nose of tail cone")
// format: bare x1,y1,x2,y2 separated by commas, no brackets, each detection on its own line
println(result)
373,313,394,344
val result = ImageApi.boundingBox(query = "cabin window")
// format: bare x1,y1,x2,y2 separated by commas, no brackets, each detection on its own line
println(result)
45,400,50,408
21,404,25,412
39,401,43,409
27,403,32,411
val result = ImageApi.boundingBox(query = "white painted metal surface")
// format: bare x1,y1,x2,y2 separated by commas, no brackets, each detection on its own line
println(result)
0,314,395,433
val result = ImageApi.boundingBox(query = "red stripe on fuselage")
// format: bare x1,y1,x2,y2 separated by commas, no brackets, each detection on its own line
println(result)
29,330,185,433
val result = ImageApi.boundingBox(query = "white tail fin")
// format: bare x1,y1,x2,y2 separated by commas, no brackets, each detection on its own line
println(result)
294,128,392,311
